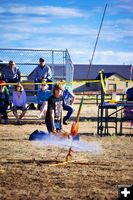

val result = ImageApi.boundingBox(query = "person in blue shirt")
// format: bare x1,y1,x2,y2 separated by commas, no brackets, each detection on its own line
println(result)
34,58,52,91
60,80,75,125
37,81,51,119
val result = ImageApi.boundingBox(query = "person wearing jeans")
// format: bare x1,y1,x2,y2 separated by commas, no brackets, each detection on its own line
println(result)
60,80,75,125
63,104,74,125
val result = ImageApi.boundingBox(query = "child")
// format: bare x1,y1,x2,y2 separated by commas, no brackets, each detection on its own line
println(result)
11,83,27,124
0,80,9,124
37,81,51,119
60,80,75,125
45,83,64,133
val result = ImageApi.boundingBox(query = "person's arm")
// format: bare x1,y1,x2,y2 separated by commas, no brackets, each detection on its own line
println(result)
46,66,52,80
17,68,21,81
70,95,75,105
34,67,38,80
22,90,27,108
37,90,42,104
60,110,63,130
12,91,17,106
50,109,56,133
68,90,75,105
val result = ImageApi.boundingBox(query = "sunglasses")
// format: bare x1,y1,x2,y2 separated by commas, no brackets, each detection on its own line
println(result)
55,88,62,90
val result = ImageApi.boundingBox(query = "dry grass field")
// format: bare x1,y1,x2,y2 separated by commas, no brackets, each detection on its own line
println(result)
0,103,133,200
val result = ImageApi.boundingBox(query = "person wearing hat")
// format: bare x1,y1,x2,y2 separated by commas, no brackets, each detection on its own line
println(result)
0,80,10,124
37,80,52,119
60,80,75,125
11,83,27,125
1,60,21,84
34,58,52,92
45,83,64,134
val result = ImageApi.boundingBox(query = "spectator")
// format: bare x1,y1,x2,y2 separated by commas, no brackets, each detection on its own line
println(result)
37,80,51,119
0,72,4,82
11,83,27,124
60,80,75,125
126,87,133,101
34,57,52,91
45,83,64,134
0,80,9,124
1,60,21,83
124,87,133,127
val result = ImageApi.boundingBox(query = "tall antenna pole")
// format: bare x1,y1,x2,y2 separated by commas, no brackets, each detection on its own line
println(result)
87,4,108,77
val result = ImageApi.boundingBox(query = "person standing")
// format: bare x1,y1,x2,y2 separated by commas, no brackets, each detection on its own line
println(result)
45,83,64,134
1,60,21,83
34,58,52,91
0,80,10,124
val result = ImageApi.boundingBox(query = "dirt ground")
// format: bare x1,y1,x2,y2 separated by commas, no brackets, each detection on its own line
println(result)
0,103,133,200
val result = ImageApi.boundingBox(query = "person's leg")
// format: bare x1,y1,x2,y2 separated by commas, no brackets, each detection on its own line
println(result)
37,104,42,118
13,109,19,122
1,105,8,124
40,102,47,118
45,121,52,133
63,104,74,124
54,121,61,131
34,78,40,92
19,110,27,120
37,103,47,119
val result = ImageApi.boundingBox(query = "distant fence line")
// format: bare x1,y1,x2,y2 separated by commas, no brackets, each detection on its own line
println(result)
74,93,126,105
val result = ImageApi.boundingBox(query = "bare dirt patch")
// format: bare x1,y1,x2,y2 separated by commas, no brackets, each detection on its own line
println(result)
0,104,133,200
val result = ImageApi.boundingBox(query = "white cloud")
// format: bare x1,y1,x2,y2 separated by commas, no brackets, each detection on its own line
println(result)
108,0,133,14
91,51,133,65
70,49,133,65
1,4,86,18
0,1,133,65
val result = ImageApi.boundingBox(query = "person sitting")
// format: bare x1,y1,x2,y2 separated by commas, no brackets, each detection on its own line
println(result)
45,83,64,134
60,80,75,125
11,83,27,124
0,80,9,124
37,80,51,119
34,57,52,92
0,72,4,82
1,60,21,84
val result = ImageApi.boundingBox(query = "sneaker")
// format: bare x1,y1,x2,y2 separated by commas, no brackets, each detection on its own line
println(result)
4,119,8,124
37,114,42,119
63,121,68,125
15,121,21,125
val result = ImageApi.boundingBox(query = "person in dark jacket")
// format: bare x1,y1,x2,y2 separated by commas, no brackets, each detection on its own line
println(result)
1,60,21,83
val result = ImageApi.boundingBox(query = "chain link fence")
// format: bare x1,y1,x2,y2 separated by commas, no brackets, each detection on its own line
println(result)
0,48,74,84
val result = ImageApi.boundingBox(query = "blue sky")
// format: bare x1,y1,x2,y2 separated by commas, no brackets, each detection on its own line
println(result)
0,0,133,64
